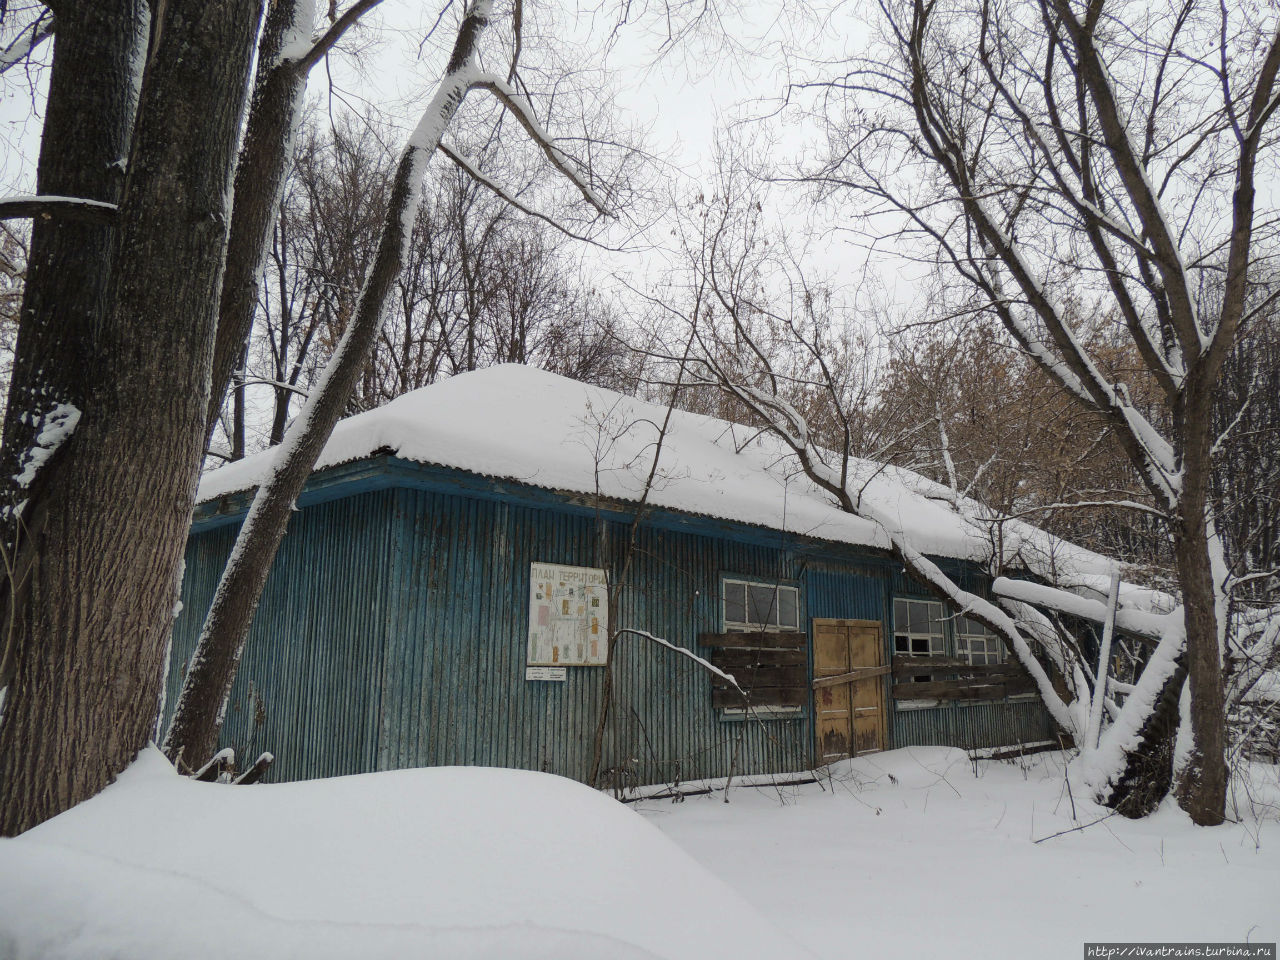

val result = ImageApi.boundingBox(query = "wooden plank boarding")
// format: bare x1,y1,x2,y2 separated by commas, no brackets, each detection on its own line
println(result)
712,686,808,709
699,631,807,649
705,630,810,708
712,665,808,689
890,654,1035,700
812,664,892,690
893,656,1030,679
893,679,1036,700
711,648,806,667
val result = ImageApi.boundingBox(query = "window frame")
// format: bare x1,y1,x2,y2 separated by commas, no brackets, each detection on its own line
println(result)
891,596,1008,708
718,575,804,720
954,616,1003,666
721,577,801,634
892,597,948,661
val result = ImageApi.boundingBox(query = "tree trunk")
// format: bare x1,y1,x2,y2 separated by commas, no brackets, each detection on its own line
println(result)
231,345,247,462
1171,393,1228,825
1104,660,1186,818
0,0,262,836
0,1,143,555
163,0,493,767
204,0,314,449
270,382,291,446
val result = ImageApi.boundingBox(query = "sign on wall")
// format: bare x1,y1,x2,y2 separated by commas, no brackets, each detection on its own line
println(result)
527,562,608,667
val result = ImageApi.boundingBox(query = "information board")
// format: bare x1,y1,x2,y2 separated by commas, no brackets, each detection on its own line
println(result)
527,562,608,667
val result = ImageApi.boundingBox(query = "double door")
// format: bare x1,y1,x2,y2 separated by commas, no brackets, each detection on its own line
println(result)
812,618,888,763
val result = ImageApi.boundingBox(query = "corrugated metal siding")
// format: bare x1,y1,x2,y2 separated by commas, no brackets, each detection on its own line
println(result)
167,490,401,781
166,474,1055,785
890,700,1054,750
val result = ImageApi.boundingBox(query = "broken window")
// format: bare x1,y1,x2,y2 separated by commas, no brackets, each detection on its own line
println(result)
955,616,1003,666
893,598,946,666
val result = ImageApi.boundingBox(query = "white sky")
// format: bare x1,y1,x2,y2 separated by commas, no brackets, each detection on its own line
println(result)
0,0,918,390
0,1,872,250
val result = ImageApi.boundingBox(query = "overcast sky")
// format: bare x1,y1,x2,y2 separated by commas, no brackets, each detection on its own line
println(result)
0,1,905,334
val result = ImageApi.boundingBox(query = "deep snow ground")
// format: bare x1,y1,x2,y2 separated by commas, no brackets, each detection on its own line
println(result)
0,747,807,960
636,747,1280,959
1,746,1275,960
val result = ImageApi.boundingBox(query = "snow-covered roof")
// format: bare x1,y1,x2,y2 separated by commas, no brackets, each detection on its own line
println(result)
199,364,1115,585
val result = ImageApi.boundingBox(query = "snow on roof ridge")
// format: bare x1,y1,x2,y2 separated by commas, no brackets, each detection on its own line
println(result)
196,364,1115,580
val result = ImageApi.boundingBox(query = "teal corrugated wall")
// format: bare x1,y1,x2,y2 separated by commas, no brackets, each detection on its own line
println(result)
890,700,1055,750
166,469,1055,784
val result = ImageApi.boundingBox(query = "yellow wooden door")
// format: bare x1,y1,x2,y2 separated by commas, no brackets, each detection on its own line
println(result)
812,618,887,764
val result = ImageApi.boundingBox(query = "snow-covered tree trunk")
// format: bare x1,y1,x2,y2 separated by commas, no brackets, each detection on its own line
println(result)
0,1,144,558
163,0,491,764
0,0,263,836
203,0,382,448
166,0,614,766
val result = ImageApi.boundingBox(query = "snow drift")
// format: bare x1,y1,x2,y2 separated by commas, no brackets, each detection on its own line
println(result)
0,747,809,960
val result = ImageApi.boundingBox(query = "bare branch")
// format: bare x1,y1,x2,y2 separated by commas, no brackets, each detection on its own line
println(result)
436,141,624,249
471,75,613,216
293,0,384,74
0,7,53,76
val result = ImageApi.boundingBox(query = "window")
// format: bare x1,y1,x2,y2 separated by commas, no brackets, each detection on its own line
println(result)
712,578,804,719
892,600,1016,706
955,617,1003,666
723,579,800,633
893,598,946,659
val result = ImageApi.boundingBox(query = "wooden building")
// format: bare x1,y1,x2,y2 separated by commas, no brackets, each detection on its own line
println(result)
166,366,1092,786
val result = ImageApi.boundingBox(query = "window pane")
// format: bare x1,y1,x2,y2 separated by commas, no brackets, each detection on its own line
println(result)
724,582,746,624
894,634,910,653
894,599,908,631
928,603,945,634
908,601,928,634
748,584,778,627
777,588,798,628
911,635,929,655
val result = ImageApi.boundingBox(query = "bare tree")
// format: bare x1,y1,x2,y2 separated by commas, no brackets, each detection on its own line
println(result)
646,154,1265,821
786,0,1280,825
211,110,639,459
0,0,415,834
871,302,1175,579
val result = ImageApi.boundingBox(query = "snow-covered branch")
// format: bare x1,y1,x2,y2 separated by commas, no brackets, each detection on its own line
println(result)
0,9,53,76
1010,500,1170,522
471,75,612,217
614,628,744,698
0,195,117,224
288,0,384,73
992,577,1171,641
